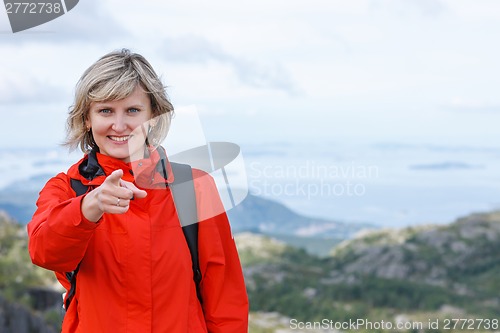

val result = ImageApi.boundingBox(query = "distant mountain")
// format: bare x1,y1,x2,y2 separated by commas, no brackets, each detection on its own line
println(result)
227,193,373,238
226,193,375,256
0,173,53,224
409,161,483,170
0,174,374,255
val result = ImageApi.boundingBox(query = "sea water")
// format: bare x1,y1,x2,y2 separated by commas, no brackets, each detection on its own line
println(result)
1,140,499,228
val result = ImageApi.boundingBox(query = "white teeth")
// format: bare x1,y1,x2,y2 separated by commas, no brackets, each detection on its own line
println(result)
109,136,130,142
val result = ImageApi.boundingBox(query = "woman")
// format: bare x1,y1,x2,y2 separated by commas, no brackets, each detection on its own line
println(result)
27,49,249,332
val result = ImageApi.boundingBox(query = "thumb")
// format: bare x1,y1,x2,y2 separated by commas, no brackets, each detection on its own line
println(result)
106,169,123,186
120,180,148,199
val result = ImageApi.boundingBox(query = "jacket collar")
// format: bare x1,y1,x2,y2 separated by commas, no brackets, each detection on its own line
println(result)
69,146,174,187
78,149,105,180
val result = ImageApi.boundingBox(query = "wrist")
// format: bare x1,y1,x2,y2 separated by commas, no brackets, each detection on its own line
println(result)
81,191,104,223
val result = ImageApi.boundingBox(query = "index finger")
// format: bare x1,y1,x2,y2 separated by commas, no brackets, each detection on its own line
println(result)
120,180,147,199
105,169,124,186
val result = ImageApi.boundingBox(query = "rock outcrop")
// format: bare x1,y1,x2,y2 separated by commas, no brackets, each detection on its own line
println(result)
0,294,58,333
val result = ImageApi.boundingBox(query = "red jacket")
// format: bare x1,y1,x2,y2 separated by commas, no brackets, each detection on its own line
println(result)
27,149,248,333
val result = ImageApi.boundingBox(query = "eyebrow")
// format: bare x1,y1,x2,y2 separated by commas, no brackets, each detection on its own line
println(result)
91,103,146,109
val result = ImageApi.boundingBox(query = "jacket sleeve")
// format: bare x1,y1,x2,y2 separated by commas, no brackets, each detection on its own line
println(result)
27,173,99,272
193,169,249,333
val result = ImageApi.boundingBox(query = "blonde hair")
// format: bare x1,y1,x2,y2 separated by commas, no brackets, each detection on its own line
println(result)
65,49,174,152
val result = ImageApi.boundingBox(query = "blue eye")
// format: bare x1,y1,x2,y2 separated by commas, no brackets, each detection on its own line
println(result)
128,108,140,113
99,109,111,114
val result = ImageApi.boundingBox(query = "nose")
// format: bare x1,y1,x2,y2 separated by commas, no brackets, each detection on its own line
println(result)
112,113,127,133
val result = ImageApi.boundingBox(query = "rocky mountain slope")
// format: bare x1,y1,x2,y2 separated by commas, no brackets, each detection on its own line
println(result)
0,294,58,333
328,211,500,297
240,210,500,331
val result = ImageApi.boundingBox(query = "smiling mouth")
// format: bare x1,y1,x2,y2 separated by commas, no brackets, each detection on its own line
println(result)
108,135,131,142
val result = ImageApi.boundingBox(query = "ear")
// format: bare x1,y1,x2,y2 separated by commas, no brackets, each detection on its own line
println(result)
85,118,91,132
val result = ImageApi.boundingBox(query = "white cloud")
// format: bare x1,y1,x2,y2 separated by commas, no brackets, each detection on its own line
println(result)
0,76,66,104
0,0,499,147
159,35,301,95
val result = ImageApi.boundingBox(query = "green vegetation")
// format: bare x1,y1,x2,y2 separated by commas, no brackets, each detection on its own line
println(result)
0,213,57,303
0,212,60,331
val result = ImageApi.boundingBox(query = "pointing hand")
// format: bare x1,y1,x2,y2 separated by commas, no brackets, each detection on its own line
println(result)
81,169,147,222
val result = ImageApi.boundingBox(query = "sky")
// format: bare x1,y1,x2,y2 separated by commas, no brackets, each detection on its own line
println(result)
1,0,500,149
1,1,500,226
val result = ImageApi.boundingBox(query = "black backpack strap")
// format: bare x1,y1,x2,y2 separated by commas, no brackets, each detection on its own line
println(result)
64,264,80,310
170,162,202,303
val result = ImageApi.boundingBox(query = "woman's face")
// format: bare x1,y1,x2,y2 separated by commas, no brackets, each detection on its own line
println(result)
86,85,154,163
